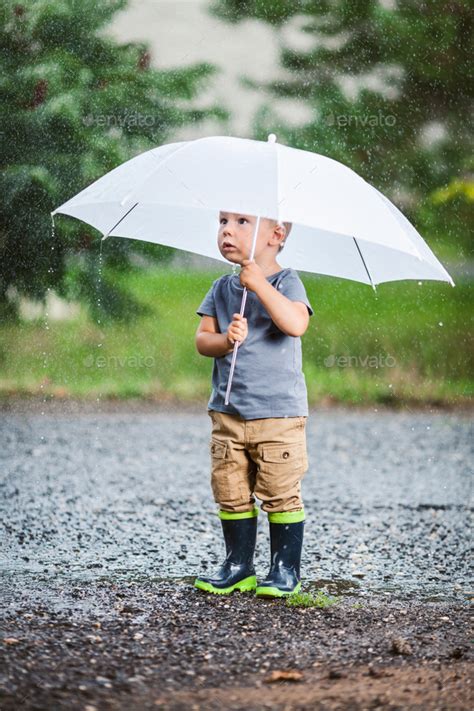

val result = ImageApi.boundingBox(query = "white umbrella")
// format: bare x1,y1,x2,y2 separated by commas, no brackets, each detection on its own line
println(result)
52,133,455,404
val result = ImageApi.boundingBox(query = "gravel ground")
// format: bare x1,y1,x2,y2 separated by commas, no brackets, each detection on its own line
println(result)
1,579,472,710
0,402,472,709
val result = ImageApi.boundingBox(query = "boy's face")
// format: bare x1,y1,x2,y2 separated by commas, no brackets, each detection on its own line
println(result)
217,211,284,263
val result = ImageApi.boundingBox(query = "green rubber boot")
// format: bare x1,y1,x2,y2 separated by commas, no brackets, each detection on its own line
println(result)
194,507,258,595
256,509,305,598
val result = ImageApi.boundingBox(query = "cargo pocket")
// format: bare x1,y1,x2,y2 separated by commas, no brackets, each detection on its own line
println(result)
210,438,228,460
262,442,306,470
209,437,245,505
256,441,307,499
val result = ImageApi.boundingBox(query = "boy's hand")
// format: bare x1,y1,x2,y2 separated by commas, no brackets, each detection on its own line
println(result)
226,314,248,347
240,259,267,293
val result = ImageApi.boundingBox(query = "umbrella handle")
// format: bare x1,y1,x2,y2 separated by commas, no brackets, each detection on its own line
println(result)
224,286,249,405
224,215,261,406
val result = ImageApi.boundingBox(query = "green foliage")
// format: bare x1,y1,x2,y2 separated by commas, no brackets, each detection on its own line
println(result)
210,0,298,25
211,0,472,255
0,269,472,404
286,589,341,608
64,253,152,323
417,177,474,261
0,0,227,319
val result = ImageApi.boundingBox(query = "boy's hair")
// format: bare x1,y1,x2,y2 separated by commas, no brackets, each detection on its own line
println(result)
276,221,292,252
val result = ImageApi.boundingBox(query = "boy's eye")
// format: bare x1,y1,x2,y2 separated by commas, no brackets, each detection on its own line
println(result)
219,217,248,225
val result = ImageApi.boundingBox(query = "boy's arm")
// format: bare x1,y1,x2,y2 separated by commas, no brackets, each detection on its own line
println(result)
256,282,310,337
196,315,238,358
239,260,310,337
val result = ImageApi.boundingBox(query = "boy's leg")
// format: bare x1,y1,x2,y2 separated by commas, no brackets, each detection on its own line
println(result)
208,410,257,514
194,411,258,595
248,416,309,597
194,508,258,594
255,510,305,597
249,415,308,514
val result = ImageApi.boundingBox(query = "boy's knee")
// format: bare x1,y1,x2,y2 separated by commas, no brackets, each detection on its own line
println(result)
259,491,304,514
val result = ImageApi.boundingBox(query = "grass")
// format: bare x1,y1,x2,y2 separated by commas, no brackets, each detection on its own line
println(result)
0,266,472,406
286,590,341,608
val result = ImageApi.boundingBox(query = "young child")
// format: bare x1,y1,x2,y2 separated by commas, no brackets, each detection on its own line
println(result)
194,211,314,597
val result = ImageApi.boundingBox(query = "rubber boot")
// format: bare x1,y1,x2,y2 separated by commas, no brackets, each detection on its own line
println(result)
194,507,258,595
255,509,305,598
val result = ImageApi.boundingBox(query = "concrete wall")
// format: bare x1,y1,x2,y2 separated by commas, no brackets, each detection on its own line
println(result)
107,0,310,138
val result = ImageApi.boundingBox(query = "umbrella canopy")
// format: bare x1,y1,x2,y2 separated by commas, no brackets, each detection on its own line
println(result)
53,133,455,406
52,134,454,289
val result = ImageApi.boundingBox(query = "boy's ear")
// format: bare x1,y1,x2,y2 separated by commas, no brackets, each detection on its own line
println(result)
272,221,286,246
264,218,285,248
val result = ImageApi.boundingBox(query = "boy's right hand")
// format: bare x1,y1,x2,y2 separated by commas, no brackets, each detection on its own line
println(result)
226,313,248,347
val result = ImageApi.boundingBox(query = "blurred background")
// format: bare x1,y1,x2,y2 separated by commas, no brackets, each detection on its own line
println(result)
1,0,472,408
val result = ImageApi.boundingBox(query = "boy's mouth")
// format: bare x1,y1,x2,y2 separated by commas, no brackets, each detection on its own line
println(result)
222,242,237,251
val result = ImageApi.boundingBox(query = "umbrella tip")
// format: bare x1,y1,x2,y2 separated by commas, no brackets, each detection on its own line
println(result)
267,133,277,144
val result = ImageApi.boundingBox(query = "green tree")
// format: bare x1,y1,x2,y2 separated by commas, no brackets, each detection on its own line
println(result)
210,0,473,258
0,0,227,321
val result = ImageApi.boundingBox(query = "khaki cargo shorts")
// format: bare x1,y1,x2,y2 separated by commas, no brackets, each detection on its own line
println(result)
208,409,309,514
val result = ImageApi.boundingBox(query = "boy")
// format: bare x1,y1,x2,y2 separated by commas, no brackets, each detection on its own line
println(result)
194,211,314,597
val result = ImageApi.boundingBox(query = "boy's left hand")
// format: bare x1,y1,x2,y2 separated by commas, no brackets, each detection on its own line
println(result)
240,259,267,293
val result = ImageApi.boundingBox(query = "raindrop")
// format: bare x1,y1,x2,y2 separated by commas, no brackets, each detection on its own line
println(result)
438,321,443,327
95,237,107,414
39,214,56,433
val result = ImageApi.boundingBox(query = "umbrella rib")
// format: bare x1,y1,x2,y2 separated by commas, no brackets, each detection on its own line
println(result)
102,202,139,240
353,237,377,293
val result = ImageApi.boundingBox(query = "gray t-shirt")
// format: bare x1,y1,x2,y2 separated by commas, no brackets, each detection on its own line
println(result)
196,268,314,420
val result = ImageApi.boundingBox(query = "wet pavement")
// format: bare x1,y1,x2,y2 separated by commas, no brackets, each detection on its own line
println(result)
0,404,472,709
1,406,471,601
1,577,472,710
